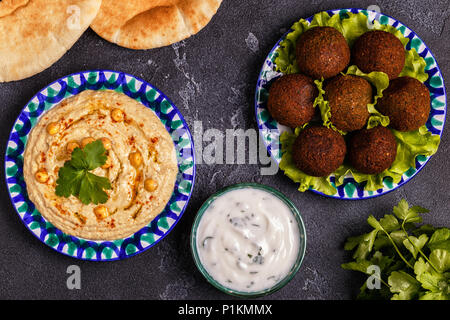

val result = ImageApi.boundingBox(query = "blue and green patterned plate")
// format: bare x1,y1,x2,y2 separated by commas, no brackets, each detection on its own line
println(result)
255,8,447,200
5,70,196,261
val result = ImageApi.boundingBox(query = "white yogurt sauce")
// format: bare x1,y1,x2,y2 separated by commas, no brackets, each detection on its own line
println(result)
195,187,301,292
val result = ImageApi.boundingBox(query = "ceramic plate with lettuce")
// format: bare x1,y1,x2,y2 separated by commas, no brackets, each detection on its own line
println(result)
255,8,446,200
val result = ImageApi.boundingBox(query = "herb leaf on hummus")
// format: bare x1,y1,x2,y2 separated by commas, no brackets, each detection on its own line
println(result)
55,140,111,205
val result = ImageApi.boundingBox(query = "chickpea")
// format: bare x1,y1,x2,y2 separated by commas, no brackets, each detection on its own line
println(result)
100,137,112,150
129,151,143,168
144,178,158,192
35,169,49,184
111,108,125,122
101,155,112,169
81,137,95,148
66,141,80,154
46,122,61,135
93,205,109,220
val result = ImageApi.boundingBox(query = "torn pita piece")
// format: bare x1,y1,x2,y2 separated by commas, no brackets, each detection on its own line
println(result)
91,0,223,50
0,0,101,82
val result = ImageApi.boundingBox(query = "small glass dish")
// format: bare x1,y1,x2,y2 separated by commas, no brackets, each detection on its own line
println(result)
190,183,307,298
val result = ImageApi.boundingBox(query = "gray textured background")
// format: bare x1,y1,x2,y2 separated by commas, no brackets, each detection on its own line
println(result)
0,0,448,300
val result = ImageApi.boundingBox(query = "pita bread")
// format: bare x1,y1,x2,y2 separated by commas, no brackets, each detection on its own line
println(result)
91,0,223,50
0,0,29,17
0,0,101,82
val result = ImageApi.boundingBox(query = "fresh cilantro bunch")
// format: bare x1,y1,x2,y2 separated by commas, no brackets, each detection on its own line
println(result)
55,140,111,205
342,199,450,300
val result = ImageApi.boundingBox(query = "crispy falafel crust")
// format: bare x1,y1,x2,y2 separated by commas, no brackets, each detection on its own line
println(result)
292,126,346,177
325,75,373,132
352,30,405,80
377,76,431,132
348,126,397,174
267,74,317,128
296,26,350,80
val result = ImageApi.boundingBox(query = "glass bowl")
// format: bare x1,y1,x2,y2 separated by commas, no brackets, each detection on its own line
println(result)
190,183,307,298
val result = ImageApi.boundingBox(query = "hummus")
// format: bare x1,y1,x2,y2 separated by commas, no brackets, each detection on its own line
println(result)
23,90,178,240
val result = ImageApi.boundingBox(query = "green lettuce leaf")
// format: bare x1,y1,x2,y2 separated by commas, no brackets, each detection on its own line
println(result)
314,66,390,135
275,11,439,194
275,11,428,82
341,12,408,47
275,11,344,74
349,66,390,130
279,125,440,194
279,127,337,195
333,126,440,191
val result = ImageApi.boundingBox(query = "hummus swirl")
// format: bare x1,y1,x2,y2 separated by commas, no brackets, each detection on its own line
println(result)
23,90,178,240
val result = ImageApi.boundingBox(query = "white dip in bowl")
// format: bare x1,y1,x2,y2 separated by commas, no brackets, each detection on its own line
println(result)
191,183,306,297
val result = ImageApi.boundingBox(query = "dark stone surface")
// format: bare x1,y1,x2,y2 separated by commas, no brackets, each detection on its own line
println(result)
0,0,448,300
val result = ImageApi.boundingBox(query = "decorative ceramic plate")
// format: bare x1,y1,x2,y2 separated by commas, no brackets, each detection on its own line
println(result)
255,8,447,200
5,70,196,261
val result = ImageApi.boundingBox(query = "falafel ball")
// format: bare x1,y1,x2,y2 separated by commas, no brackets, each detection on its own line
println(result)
325,75,373,132
267,73,317,128
377,76,431,132
296,27,350,80
292,126,346,177
352,30,405,80
348,126,397,174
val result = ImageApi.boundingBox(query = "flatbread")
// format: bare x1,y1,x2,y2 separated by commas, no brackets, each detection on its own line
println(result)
0,0,101,82
0,0,29,17
91,0,223,50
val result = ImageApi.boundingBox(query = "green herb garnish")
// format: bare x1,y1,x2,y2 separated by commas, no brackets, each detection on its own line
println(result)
342,199,450,300
55,140,111,205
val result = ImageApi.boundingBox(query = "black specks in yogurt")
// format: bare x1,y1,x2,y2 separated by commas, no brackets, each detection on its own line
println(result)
252,246,265,265
252,255,265,265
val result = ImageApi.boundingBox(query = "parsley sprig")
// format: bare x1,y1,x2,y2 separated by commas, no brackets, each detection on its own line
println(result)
55,140,111,205
342,199,450,300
